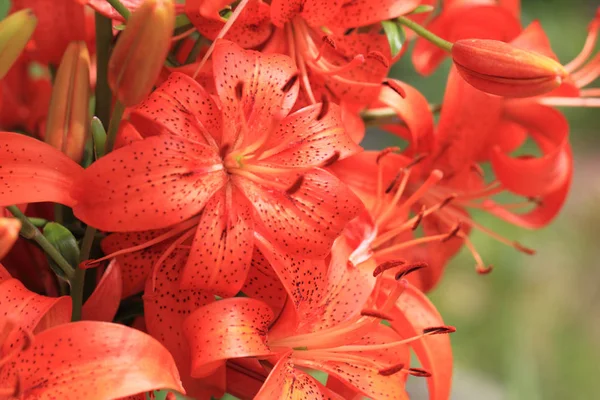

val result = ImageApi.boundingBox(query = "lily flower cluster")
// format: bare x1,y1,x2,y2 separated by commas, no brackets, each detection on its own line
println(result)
0,0,596,399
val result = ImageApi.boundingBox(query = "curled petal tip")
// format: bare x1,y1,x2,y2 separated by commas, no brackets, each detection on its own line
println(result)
451,39,568,97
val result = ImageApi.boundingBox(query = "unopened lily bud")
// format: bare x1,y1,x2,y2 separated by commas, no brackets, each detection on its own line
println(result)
451,39,568,98
108,0,175,106
0,9,37,79
45,41,91,163
0,218,21,260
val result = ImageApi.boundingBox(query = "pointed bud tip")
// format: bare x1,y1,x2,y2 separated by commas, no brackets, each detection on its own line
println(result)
452,39,568,98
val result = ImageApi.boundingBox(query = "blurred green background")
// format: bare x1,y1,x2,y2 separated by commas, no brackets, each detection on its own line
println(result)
370,1,600,399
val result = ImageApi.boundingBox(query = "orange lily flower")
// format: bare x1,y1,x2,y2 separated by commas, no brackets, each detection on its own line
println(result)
71,40,361,297
183,233,453,399
335,25,574,290
0,264,184,399
181,0,423,143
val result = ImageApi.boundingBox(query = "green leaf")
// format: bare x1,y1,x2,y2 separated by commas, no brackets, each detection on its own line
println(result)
91,116,107,160
409,5,434,15
0,0,11,20
381,20,406,58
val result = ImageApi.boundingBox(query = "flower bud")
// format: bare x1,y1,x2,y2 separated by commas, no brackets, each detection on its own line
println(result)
451,39,568,98
0,9,37,79
0,217,21,260
45,41,91,163
108,0,175,106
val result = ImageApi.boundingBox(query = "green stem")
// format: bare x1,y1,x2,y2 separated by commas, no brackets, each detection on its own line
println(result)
106,0,130,20
94,13,113,127
104,101,126,154
73,99,125,320
28,217,48,228
397,16,453,52
7,206,75,281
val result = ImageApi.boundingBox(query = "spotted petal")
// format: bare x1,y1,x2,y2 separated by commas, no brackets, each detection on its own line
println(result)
73,134,227,232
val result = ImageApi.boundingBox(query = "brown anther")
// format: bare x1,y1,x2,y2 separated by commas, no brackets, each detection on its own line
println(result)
281,73,299,93
404,153,428,169
219,143,231,160
476,265,494,275
373,259,405,277
344,28,355,35
376,146,401,164
412,207,426,230
367,51,390,68
322,35,336,49
514,241,536,255
423,326,456,335
321,151,340,167
394,262,428,280
527,196,543,206
382,79,406,98
285,175,304,195
438,194,456,210
316,94,330,121
470,163,485,178
384,170,403,194
360,309,394,321
235,81,244,100
442,223,461,242
408,367,432,378
378,363,405,376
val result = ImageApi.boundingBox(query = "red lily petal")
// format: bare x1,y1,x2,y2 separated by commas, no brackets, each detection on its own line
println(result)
295,325,411,400
485,146,573,229
341,104,365,144
390,283,453,400
143,247,218,399
180,185,255,297
253,233,328,334
256,353,344,399
130,72,223,146
297,239,375,335
5,321,185,399
432,67,503,175
317,33,391,106
114,120,144,150
491,103,570,197
412,5,521,75
73,134,227,231
300,0,344,28
101,229,171,298
13,0,87,64
379,80,435,154
237,168,362,258
332,0,419,28
241,248,288,316
212,40,299,149
259,102,361,167
0,133,83,207
189,0,273,49
0,276,71,352
477,118,527,161
0,263,11,281
184,298,274,378
81,259,122,322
